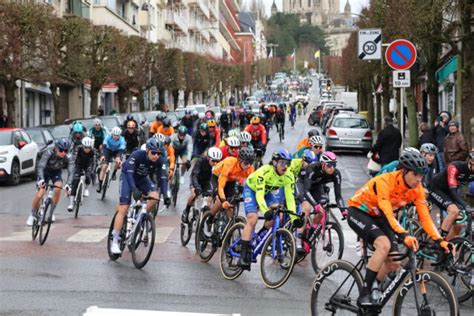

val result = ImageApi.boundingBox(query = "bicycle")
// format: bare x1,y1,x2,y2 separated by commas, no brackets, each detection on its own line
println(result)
253,147,264,170
276,122,285,142
180,193,210,248
73,172,86,219
31,184,62,246
107,195,159,269
170,162,185,208
195,190,246,262
220,204,302,289
100,161,115,201
289,113,296,127
310,239,459,315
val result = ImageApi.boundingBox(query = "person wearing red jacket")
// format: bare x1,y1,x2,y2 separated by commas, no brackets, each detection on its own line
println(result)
245,116,267,151
219,136,240,159
207,119,221,147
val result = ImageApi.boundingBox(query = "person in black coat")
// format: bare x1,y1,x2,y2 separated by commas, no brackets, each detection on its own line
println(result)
419,122,436,146
371,116,402,166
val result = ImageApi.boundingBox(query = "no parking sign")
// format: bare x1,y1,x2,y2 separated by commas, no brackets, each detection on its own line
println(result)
385,39,417,70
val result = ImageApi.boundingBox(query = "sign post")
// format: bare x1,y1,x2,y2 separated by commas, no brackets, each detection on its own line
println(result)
358,29,382,60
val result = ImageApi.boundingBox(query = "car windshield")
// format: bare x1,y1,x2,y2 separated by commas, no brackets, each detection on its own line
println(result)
49,125,70,139
334,118,369,129
79,119,96,131
0,131,12,145
101,117,119,130
28,130,44,144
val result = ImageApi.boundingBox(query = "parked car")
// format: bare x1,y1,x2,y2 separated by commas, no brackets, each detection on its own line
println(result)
99,115,121,132
25,127,55,159
325,113,373,154
0,128,39,185
45,124,71,140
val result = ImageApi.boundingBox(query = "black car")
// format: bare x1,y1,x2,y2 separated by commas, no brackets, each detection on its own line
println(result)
25,127,55,158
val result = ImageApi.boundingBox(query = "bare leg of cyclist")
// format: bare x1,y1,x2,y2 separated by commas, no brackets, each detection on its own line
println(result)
111,204,128,254
376,258,400,285
31,188,45,215
98,163,107,192
182,189,197,223
145,191,160,212
441,204,460,240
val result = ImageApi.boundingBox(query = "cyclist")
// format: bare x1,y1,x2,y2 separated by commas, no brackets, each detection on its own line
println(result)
297,151,346,254
347,150,452,307
122,114,138,131
203,148,256,237
296,101,304,116
238,109,248,130
244,116,267,155
180,109,195,135
219,136,240,159
238,131,253,149
376,147,420,175
170,125,192,178
67,137,95,211
294,135,324,158
192,123,213,160
274,107,285,140
207,119,221,147
109,138,168,254
429,151,474,240
419,143,441,187
97,127,125,193
149,113,164,138
296,129,319,150
70,122,86,156
157,117,175,137
181,147,223,223
289,148,318,181
220,109,232,138
122,120,140,158
89,118,107,151
239,149,303,270
193,112,207,132
26,139,74,226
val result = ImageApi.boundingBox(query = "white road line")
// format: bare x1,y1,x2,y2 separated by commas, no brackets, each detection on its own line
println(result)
67,229,109,243
0,229,33,241
156,226,174,244
84,306,240,316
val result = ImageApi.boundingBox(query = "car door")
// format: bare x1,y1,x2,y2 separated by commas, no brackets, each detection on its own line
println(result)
19,130,37,174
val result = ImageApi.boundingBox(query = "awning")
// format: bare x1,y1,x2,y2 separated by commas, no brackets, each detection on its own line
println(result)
436,56,457,83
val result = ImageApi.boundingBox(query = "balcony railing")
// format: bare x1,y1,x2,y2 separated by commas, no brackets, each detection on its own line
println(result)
165,10,188,34
92,6,139,36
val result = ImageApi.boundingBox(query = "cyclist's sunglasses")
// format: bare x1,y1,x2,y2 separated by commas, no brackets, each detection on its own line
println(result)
150,150,161,156
312,145,323,149
277,160,290,167
58,148,68,153
325,162,337,168
210,159,220,163
241,160,253,166
230,146,239,150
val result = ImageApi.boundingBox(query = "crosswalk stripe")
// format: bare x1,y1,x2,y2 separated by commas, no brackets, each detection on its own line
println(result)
156,226,174,244
67,229,109,243
84,306,240,315
0,229,32,241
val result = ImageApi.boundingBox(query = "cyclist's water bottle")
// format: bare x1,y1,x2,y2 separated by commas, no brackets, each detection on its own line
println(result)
371,280,381,303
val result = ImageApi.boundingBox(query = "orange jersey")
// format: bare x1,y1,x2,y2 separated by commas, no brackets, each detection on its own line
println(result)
157,126,175,137
149,121,162,134
213,157,254,199
296,138,310,150
166,145,176,171
349,170,440,240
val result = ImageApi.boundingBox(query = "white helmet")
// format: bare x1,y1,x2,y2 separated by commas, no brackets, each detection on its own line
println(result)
153,133,166,143
81,136,94,147
403,147,420,154
198,112,205,119
239,131,252,143
192,110,199,116
94,118,102,126
111,127,122,136
309,135,324,146
207,147,223,161
227,136,240,147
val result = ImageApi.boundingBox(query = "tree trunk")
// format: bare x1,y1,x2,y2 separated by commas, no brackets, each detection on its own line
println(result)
158,88,165,109
382,68,390,119
3,80,17,127
137,89,145,112
50,84,64,124
184,90,190,106
367,82,374,127
406,88,419,147
90,84,101,116
375,88,382,131
426,62,439,124
117,86,128,113
172,89,179,110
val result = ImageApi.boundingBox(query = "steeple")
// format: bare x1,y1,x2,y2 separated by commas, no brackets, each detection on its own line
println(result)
271,0,278,16
344,0,351,16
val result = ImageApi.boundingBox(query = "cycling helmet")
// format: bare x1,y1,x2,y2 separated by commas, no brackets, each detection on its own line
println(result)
177,125,187,135
309,135,324,146
198,113,205,119
308,129,319,137
72,122,83,133
153,133,166,143
126,114,133,121
448,120,459,128
239,131,252,143
272,149,292,161
94,118,102,126
251,116,261,124
399,150,428,174
227,136,240,147
162,118,171,127
111,127,122,136
146,138,161,151
81,137,94,147
320,151,337,164
302,149,318,164
228,129,240,137
185,109,191,115
403,147,420,154
155,113,164,121
207,119,217,128
420,143,438,154
199,123,208,131
239,147,256,163
192,110,199,116
55,138,70,151
207,147,223,161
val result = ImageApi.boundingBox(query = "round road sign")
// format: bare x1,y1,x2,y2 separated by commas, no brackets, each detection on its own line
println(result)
385,39,417,70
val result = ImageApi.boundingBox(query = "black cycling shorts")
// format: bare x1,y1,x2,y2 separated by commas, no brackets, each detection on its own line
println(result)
211,175,237,201
347,207,397,251
429,189,454,211
191,181,212,196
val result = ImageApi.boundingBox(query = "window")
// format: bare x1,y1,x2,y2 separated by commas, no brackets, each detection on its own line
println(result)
334,118,369,129
20,131,32,143
44,131,54,144
28,130,44,145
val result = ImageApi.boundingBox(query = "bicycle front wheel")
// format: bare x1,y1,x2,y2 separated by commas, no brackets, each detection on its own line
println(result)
444,237,473,303
311,221,344,273
101,172,109,201
130,213,156,269
393,270,459,316
107,212,126,261
196,211,217,262
180,222,193,247
39,200,52,245
220,222,244,280
260,228,296,289
310,260,363,316
74,182,83,219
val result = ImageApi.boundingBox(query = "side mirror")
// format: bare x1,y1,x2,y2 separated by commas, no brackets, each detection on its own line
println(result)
18,140,26,149
47,139,53,145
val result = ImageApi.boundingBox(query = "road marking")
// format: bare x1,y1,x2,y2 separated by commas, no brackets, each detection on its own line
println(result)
67,229,109,243
156,226,174,244
0,229,32,241
84,306,240,315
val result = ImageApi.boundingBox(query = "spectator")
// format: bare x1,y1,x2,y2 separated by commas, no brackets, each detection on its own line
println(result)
97,105,104,116
432,112,450,169
444,120,469,164
419,122,436,146
229,95,235,107
371,116,402,167
0,109,7,127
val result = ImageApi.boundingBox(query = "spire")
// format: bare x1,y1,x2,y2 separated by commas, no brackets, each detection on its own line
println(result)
271,0,278,16
344,0,351,16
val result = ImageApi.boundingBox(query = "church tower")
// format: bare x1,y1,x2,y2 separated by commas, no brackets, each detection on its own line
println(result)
344,0,351,17
271,0,278,16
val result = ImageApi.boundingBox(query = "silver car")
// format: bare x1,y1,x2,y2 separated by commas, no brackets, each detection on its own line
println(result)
325,113,373,153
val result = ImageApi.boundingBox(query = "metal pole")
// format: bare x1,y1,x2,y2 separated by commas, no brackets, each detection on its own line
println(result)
400,87,405,150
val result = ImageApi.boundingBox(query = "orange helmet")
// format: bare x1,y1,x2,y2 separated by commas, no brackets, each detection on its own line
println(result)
207,119,217,128
251,116,260,124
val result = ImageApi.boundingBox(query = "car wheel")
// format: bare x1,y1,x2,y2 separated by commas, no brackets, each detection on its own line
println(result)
8,159,20,185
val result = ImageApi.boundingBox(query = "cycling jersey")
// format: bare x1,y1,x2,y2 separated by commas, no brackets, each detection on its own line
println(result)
37,148,74,185
296,138,310,151
157,126,175,137
288,158,304,179
213,157,254,200
89,127,107,150
192,131,213,158
180,116,194,133
149,121,162,135
165,145,176,172
71,146,95,195
219,145,239,160
103,134,126,152
208,127,221,147
275,112,285,124
245,164,296,214
170,133,191,156
244,124,267,145
190,156,213,194
349,170,440,240
293,147,320,160
303,162,344,207
122,129,140,154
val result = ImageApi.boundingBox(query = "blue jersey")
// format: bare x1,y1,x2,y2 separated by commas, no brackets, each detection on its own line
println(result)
122,150,168,194
103,134,126,152
377,160,399,176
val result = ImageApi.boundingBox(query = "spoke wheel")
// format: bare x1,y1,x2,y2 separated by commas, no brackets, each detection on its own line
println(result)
74,182,83,219
130,213,156,269
444,237,473,303
107,212,126,261
180,222,193,246
172,172,179,207
101,172,109,201
38,200,52,246
311,221,344,273
220,222,245,280
196,211,217,262
260,228,296,289
31,211,40,241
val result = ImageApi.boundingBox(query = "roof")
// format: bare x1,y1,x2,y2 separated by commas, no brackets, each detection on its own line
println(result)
334,112,365,119
24,126,51,131
239,12,255,33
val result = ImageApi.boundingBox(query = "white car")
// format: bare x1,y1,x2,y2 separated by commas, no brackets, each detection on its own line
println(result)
0,128,39,185
245,96,259,107
295,92,309,103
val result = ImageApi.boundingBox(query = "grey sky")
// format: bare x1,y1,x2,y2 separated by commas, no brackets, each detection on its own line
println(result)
256,0,369,17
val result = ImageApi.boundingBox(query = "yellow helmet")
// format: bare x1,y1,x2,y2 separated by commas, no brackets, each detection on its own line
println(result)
251,116,260,124
207,119,217,127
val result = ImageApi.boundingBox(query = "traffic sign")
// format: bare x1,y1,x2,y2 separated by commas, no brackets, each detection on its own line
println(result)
385,39,417,70
393,70,411,88
358,29,382,60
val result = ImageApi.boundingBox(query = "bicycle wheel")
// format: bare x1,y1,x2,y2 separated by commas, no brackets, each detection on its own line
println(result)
130,213,156,269
444,237,473,303
311,221,344,273
393,270,459,316
74,182,83,219
310,260,363,316
38,199,52,245
220,222,245,280
101,172,109,201
180,222,193,246
260,228,296,289
31,210,40,240
172,170,180,207
107,212,126,261
196,211,217,262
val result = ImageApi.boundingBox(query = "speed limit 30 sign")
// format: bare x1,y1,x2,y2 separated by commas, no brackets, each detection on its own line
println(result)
358,29,382,60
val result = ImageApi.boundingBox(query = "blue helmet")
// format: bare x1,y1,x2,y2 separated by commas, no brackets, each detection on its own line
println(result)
72,122,83,133
145,138,162,151
272,149,292,161
55,138,70,151
302,149,317,163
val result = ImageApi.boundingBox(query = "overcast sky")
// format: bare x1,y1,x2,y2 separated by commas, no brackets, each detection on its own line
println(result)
258,0,369,17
